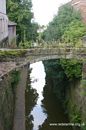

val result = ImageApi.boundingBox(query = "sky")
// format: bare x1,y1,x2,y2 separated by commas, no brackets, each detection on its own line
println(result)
32,0,71,25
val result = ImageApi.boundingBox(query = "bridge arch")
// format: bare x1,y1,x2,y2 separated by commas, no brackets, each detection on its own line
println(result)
29,55,62,64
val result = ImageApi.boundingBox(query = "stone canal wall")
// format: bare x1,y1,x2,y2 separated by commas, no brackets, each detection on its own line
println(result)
67,80,86,124
0,71,15,130
43,60,86,127
61,62,86,125
67,63,86,125
13,64,28,130
0,63,29,130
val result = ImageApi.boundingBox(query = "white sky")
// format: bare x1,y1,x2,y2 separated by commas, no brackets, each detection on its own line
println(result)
32,0,71,25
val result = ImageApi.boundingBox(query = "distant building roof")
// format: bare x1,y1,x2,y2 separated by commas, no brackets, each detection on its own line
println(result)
8,20,17,26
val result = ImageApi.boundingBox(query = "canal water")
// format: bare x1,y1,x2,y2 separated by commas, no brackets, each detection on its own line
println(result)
25,61,78,130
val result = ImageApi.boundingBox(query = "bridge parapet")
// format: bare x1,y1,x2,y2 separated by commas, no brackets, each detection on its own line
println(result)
24,47,86,59
0,47,86,63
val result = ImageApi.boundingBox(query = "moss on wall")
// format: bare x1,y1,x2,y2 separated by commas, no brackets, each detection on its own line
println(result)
64,78,86,130
0,50,27,58
0,70,20,130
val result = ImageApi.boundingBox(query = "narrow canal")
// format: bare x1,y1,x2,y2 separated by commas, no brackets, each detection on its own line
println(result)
25,61,78,130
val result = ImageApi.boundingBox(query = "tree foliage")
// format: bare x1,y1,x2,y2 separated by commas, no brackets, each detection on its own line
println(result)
6,0,38,44
60,59,82,80
43,3,86,45
62,20,86,45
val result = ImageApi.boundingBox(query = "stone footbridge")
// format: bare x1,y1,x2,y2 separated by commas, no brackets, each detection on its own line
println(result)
25,47,86,62
0,47,86,63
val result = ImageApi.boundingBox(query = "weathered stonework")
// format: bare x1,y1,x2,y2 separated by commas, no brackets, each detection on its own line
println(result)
0,0,8,45
0,37,8,48
0,62,29,130
1,47,86,63
67,63,86,124
81,63,86,122
67,80,86,124
13,64,28,130
0,72,16,130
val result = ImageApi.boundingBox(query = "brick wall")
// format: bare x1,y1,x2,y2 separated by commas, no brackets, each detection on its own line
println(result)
71,0,86,23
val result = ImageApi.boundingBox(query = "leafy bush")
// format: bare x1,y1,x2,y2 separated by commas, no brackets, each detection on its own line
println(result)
19,41,32,49
60,59,82,80
62,20,86,45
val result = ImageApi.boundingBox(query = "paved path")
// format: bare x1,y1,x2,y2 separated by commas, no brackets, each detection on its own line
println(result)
13,66,28,130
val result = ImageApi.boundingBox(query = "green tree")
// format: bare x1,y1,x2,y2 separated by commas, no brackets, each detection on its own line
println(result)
62,20,86,45
43,3,82,43
7,0,38,45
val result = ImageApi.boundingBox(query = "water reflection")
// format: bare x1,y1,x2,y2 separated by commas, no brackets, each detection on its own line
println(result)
25,61,77,130
39,84,73,130
30,61,47,130
25,69,38,130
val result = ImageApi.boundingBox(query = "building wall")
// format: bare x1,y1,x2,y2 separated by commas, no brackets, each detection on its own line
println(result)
72,0,86,23
0,15,8,42
0,0,8,45
0,0,6,14
8,26,16,47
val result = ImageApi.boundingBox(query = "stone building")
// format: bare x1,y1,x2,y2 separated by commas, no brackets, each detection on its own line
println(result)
8,21,17,48
0,0,8,47
0,0,16,48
